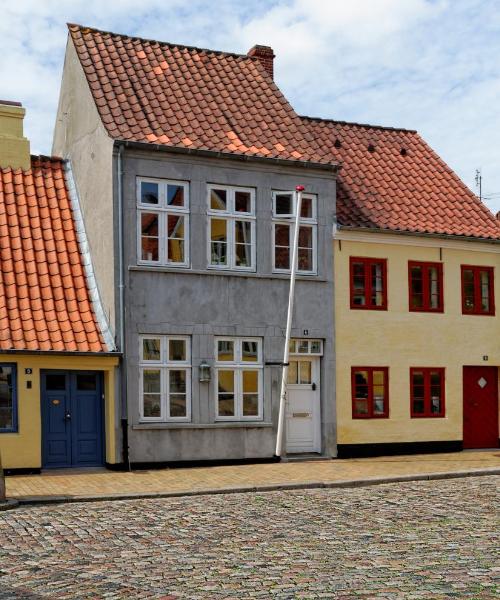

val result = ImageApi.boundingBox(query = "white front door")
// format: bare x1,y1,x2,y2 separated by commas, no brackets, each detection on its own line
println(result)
285,357,321,453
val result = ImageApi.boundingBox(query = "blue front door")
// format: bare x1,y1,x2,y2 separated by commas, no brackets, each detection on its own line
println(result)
42,371,104,468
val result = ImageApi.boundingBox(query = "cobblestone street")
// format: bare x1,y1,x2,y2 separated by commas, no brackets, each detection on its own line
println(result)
0,476,498,599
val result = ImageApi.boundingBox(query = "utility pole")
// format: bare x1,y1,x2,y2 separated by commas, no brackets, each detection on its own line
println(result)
275,185,304,458
475,169,482,201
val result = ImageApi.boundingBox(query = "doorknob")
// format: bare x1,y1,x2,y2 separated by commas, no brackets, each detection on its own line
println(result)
312,382,317,391
64,411,71,421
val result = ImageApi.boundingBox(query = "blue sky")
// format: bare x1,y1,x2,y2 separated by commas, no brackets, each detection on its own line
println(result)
1,0,499,211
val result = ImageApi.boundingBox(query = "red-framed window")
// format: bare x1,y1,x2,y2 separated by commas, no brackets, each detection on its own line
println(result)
350,257,387,310
408,261,443,312
351,367,389,418
410,368,445,418
461,265,495,316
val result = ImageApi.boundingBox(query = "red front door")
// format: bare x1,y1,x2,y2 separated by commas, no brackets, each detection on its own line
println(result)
463,366,499,449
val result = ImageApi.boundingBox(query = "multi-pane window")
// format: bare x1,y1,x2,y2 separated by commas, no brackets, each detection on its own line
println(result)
137,178,189,266
409,261,443,312
0,364,17,432
272,191,317,274
207,185,255,270
215,338,263,420
139,336,191,421
410,368,445,418
461,265,495,315
351,367,389,418
350,257,387,309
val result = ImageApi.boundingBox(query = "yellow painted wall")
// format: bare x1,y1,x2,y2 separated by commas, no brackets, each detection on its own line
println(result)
0,354,119,469
334,234,500,445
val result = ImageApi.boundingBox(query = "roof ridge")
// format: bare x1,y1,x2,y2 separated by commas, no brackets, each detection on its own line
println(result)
301,114,417,134
67,23,257,62
31,154,64,163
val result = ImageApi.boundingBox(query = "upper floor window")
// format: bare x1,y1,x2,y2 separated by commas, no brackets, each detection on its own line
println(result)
410,368,445,418
137,178,189,267
461,265,495,316
139,335,191,422
351,367,389,418
350,257,387,310
408,261,443,312
207,185,256,270
215,337,263,420
272,191,317,274
0,364,17,433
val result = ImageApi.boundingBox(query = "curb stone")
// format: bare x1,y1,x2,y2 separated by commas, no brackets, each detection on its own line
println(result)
0,499,19,511
10,467,500,507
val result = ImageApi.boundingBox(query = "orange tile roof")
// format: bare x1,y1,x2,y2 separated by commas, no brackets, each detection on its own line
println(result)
68,24,332,166
69,24,500,241
304,117,500,240
0,156,109,352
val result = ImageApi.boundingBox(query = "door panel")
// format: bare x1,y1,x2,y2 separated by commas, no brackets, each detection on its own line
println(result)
42,374,72,467
71,373,103,466
42,371,104,468
286,358,321,453
463,366,499,449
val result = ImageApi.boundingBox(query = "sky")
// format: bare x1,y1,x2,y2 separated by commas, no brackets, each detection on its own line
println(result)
1,0,499,212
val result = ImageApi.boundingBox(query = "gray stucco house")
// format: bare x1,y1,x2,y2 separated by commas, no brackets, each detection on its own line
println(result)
53,24,338,465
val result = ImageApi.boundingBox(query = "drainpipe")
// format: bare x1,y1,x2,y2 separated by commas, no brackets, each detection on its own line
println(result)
117,143,130,470
275,185,304,458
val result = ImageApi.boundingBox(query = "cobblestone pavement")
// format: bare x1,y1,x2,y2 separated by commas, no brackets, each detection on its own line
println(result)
0,476,498,599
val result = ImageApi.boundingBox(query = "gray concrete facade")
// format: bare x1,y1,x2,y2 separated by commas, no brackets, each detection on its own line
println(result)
119,147,337,462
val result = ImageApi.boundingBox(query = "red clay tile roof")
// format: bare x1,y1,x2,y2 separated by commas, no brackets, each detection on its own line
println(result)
304,117,500,240
68,24,332,165
0,156,108,352
69,24,499,241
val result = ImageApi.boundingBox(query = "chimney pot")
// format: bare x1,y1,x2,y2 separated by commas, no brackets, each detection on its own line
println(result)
247,45,275,79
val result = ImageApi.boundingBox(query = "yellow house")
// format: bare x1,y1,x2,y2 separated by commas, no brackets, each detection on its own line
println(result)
0,100,120,472
308,117,500,456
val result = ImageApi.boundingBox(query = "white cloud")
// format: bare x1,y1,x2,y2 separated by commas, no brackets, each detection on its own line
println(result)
1,0,499,211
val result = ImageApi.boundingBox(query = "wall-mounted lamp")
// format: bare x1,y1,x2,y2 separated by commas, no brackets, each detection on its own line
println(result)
199,361,211,382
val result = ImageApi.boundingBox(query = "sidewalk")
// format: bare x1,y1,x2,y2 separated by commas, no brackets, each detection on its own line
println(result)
6,450,500,505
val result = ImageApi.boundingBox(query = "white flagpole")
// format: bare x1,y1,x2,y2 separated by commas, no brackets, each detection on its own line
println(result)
275,185,304,458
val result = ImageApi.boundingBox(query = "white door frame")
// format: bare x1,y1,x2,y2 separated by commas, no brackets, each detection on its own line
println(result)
285,355,321,453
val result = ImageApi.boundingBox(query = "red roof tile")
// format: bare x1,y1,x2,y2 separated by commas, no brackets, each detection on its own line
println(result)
304,118,500,240
0,156,109,352
68,24,332,166
69,24,499,241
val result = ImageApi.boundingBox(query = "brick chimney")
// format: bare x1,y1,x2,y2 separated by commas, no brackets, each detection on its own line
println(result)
247,45,275,79
0,100,31,170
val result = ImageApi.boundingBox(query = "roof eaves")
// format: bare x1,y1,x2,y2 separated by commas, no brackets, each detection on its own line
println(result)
115,139,339,172
0,349,122,357
336,224,500,244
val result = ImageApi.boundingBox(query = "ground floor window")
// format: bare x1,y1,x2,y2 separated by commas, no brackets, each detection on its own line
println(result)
351,367,389,418
0,364,17,432
139,336,191,421
410,368,445,417
215,338,263,420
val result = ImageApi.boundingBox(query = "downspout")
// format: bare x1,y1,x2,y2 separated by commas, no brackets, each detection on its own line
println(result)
117,143,130,470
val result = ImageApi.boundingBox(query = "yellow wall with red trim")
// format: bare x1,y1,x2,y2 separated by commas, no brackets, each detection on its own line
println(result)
334,233,500,446
0,354,119,469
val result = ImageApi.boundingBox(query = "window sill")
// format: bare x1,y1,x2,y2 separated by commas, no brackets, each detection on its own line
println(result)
129,265,326,282
132,421,273,430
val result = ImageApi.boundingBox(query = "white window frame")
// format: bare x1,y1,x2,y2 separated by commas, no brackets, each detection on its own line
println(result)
272,190,318,275
214,337,263,421
207,185,256,271
137,177,190,267
289,339,324,356
139,335,191,422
